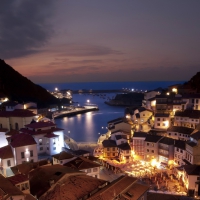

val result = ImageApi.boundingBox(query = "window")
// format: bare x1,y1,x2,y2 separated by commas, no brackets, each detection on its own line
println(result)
30,150,33,157
157,123,160,126
53,147,56,150
107,153,110,156
112,153,115,156
147,149,149,152
7,160,11,167
147,143,149,146
93,168,98,172
60,161,63,164
179,134,182,136
157,118,160,121
40,147,43,151
151,143,154,147
53,138,56,145
21,152,25,159
39,138,42,145
152,150,154,153
47,147,49,150
162,123,166,126
163,118,165,121
107,148,110,151
87,169,91,173
169,133,171,135
174,133,177,136
112,147,115,151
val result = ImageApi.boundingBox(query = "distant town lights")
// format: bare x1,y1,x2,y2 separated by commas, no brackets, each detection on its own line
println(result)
87,100,90,103
55,88,58,91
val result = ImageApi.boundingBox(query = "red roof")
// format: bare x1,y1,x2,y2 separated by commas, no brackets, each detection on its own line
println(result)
0,145,14,159
7,174,28,185
44,133,59,138
10,133,37,148
25,121,55,129
0,109,35,117
20,127,63,136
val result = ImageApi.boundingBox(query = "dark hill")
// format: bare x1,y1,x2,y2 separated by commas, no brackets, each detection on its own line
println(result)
184,72,200,92
0,59,59,108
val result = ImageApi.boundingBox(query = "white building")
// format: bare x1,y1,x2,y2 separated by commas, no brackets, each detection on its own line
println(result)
21,121,64,155
52,151,76,165
154,113,170,130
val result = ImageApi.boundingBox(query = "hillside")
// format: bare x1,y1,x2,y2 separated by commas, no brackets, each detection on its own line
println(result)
184,72,200,92
0,59,59,108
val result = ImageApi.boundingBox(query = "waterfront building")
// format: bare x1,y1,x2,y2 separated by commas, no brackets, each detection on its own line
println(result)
102,140,119,159
132,132,147,160
118,142,131,162
174,110,200,129
154,113,170,130
167,126,195,141
181,94,200,110
20,121,64,156
144,135,163,162
110,130,130,144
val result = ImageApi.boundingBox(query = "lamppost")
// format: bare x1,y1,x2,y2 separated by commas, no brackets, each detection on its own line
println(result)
68,131,70,142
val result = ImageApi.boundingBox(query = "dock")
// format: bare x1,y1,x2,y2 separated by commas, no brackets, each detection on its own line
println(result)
53,106,99,119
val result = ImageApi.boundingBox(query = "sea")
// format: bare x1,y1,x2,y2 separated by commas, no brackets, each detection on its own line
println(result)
40,81,184,143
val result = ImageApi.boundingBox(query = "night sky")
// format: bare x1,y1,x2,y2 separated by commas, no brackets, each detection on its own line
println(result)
1,0,200,83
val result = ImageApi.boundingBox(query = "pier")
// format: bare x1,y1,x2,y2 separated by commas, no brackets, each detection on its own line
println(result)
53,105,99,119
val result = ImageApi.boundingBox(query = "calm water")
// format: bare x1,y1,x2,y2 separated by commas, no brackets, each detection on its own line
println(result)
40,81,184,142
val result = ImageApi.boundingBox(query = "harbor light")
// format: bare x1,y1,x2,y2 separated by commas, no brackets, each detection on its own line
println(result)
55,87,58,91
87,99,90,103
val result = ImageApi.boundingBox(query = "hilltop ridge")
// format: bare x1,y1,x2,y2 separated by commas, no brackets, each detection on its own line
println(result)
0,59,59,108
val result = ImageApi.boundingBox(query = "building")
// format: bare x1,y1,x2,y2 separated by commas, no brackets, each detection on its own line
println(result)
184,131,200,165
29,164,107,200
176,165,200,198
52,151,76,165
0,127,8,147
174,140,186,166
167,126,195,141
154,113,170,130
132,132,147,160
174,110,200,129
64,156,101,178
0,174,27,200
0,109,36,130
144,135,163,162
20,121,64,155
158,137,175,165
118,142,131,163
102,140,119,159
88,176,149,200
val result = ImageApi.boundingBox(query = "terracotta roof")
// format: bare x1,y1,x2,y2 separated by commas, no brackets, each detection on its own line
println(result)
39,175,107,200
64,156,101,170
175,110,200,119
155,113,170,117
120,183,149,200
0,145,14,159
115,135,127,140
183,165,200,175
0,128,8,132
147,192,192,200
44,133,59,138
11,160,50,175
133,132,147,138
52,151,75,160
0,174,24,197
10,133,37,148
7,174,29,185
159,137,175,145
29,165,84,198
167,126,194,135
190,131,200,140
5,129,20,136
20,127,63,136
137,107,153,113
118,142,131,150
25,121,55,129
144,135,163,143
0,109,35,117
88,176,137,200
102,140,117,147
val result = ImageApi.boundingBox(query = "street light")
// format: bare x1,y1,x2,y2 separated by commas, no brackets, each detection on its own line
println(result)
87,99,90,103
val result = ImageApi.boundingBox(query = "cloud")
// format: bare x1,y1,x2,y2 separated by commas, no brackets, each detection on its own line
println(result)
50,43,123,57
0,0,54,59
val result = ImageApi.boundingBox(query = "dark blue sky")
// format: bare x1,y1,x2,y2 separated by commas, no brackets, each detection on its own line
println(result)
1,0,200,83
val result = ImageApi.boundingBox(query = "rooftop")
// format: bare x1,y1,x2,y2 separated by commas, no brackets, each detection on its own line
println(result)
7,174,29,185
175,110,200,119
102,140,117,147
155,113,170,118
25,121,56,129
145,135,163,143
159,137,175,145
0,145,14,159
0,109,35,117
133,132,147,138
183,165,200,175
117,142,131,150
52,151,75,160
167,126,195,135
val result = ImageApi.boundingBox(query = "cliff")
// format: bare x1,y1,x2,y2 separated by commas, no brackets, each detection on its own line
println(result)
0,59,59,108
183,72,200,92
